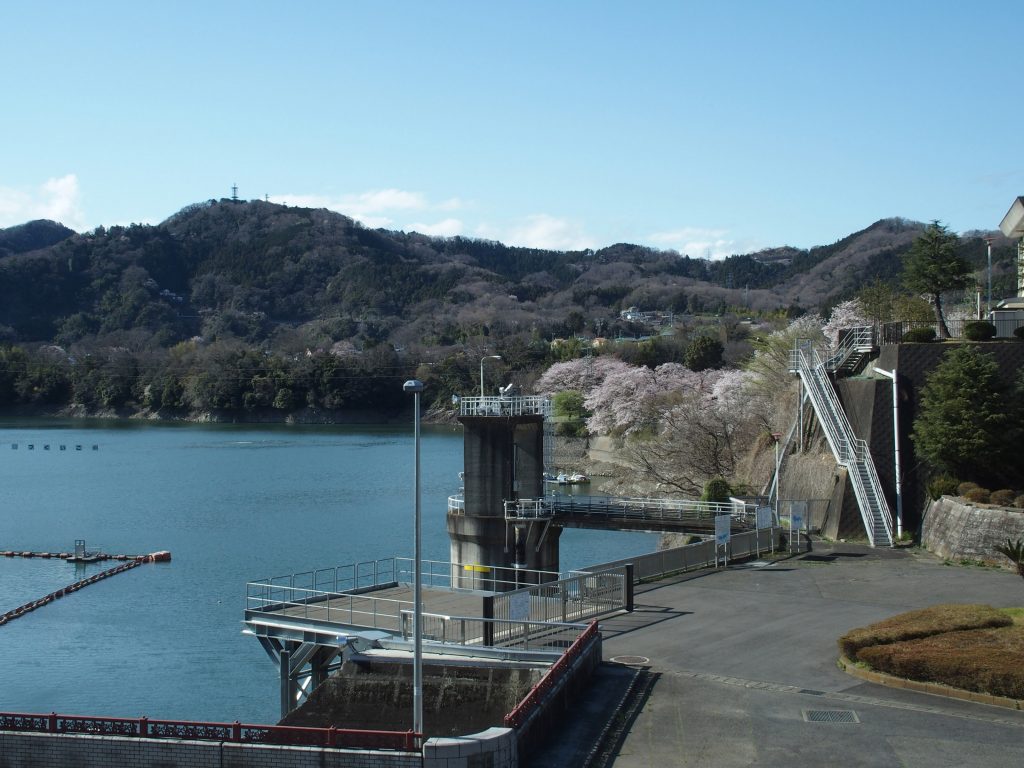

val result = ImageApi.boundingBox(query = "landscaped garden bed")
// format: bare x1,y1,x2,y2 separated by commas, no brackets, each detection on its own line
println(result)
839,604,1024,701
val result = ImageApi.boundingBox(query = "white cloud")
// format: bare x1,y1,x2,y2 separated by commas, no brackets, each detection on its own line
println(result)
477,214,596,251
648,226,761,260
0,174,86,231
408,218,464,237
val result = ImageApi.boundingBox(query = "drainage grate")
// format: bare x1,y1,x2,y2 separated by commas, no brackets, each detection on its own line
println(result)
803,709,859,723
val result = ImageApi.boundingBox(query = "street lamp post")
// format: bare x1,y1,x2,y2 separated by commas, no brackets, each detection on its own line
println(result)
480,355,502,399
984,235,994,316
872,367,902,539
402,379,425,740
771,433,782,521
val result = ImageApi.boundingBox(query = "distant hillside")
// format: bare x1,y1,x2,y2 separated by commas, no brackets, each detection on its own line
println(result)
0,201,1009,351
0,219,75,258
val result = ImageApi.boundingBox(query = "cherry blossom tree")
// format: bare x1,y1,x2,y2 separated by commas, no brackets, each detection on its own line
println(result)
821,299,871,351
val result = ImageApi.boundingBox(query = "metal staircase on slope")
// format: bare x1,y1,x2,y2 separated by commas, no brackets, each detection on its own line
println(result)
790,339,893,547
825,325,878,374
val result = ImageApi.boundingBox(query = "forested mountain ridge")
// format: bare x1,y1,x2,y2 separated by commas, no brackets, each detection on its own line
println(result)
0,219,76,258
0,200,1012,354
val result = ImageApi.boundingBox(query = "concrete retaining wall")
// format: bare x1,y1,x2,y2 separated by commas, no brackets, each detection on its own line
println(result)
922,496,1024,564
0,731,422,768
424,727,517,768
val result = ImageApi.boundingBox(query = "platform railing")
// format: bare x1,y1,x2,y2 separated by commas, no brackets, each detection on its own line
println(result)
458,395,552,418
398,611,586,652
253,556,559,597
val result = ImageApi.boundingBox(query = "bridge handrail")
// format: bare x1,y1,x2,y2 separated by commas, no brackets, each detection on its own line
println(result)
544,495,749,520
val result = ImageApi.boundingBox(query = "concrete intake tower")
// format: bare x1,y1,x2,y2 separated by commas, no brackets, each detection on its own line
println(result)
448,394,561,588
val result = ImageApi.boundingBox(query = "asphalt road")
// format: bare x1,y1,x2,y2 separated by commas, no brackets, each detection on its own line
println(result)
530,541,1024,768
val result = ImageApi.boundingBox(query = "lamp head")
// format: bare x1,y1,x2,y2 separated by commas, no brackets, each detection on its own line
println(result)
403,379,425,393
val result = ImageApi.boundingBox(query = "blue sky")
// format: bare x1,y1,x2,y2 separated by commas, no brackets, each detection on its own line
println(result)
1,1,1021,256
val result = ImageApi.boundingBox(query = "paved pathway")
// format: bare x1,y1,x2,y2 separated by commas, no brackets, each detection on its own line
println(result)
531,541,1024,767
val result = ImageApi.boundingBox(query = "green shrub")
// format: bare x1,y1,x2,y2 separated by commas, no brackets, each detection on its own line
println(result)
1014,326,1024,340
701,477,731,503
927,474,959,500
838,603,1012,660
957,481,980,496
963,321,997,341
964,487,991,504
903,326,937,343
989,489,1017,507
994,538,1024,578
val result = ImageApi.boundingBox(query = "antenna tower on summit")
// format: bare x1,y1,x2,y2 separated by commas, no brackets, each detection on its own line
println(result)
231,184,239,201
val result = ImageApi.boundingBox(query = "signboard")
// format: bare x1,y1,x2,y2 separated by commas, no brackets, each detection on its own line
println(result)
714,514,731,547
756,506,774,530
790,501,807,531
509,591,530,622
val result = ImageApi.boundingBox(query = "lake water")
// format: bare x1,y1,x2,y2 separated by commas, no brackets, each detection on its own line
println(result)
0,419,655,724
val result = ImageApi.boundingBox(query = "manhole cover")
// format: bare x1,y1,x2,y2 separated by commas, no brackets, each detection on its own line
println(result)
803,709,859,723
610,655,650,666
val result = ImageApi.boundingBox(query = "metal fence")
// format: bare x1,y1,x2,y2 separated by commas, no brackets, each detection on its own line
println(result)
504,621,600,729
397,611,588,653
879,318,1024,343
490,566,628,626
583,527,778,583
0,712,417,751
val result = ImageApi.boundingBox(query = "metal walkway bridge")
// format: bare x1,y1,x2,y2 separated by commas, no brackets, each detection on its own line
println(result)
448,494,759,534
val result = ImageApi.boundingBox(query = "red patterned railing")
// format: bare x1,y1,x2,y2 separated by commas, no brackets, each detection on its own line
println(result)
503,621,599,729
0,712,419,751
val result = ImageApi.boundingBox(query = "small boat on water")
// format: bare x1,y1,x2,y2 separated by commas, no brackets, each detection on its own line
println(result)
545,473,591,485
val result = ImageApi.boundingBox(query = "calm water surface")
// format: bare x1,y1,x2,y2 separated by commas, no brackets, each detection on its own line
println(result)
0,419,655,723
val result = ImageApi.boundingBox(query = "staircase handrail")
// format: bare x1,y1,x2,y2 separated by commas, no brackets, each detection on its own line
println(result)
794,343,859,460
824,325,875,372
791,339,893,546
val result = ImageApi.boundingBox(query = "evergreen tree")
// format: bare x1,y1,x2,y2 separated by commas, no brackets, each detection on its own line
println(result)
911,346,1016,484
901,221,972,338
684,335,724,371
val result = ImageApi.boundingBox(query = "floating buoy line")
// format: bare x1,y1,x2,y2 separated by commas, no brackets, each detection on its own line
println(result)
6,443,100,451
0,549,171,626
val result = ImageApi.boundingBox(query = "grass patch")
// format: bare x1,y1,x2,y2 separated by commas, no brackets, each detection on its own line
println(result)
1000,607,1024,625
840,604,1024,701
838,603,1012,660
857,625,1024,699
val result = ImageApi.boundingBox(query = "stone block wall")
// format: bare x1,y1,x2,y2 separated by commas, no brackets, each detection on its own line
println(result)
922,496,1024,563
